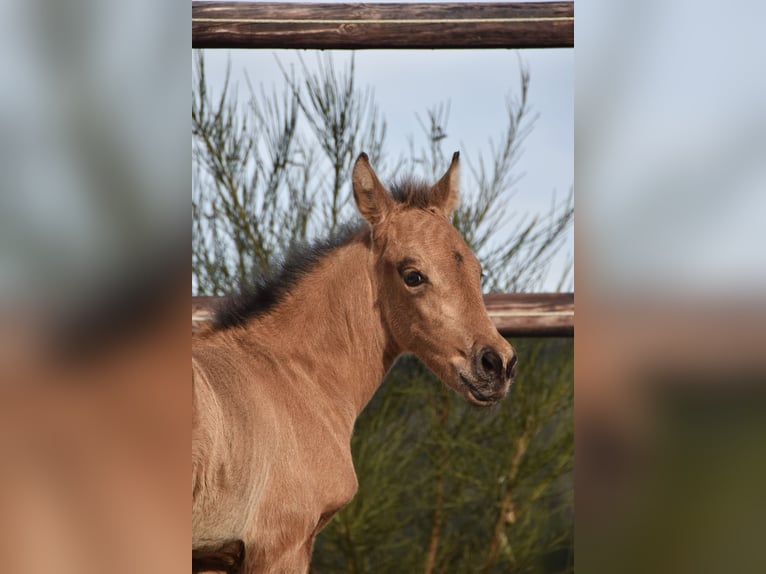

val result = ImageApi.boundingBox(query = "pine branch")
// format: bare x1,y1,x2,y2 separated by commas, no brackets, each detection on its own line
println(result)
482,430,529,572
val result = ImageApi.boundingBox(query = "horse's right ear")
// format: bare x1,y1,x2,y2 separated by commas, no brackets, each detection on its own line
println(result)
352,153,393,226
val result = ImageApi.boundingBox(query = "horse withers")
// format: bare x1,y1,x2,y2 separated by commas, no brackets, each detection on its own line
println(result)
192,152,517,573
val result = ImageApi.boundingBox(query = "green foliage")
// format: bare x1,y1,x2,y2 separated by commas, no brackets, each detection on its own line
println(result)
312,340,573,574
192,50,573,573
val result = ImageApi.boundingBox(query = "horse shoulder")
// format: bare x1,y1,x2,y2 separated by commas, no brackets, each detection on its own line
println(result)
298,398,360,524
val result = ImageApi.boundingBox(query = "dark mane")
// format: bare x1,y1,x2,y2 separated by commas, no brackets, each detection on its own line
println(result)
212,222,364,330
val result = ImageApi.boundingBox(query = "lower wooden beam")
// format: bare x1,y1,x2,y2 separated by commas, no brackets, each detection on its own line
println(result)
192,293,574,337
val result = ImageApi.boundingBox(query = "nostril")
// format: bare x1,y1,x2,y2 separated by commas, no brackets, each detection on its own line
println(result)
480,348,503,378
506,354,518,380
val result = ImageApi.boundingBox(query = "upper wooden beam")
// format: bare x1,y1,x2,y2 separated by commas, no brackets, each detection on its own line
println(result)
192,293,574,337
192,2,574,50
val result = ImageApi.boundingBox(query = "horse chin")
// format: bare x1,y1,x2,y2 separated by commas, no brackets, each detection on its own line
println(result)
457,374,503,407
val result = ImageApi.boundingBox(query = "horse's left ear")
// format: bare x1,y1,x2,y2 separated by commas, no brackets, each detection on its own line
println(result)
352,152,393,227
430,152,460,217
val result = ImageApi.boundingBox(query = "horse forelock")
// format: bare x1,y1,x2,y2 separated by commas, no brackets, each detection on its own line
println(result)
389,178,433,210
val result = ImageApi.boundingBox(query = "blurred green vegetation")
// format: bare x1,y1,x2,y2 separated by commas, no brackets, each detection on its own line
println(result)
192,51,573,573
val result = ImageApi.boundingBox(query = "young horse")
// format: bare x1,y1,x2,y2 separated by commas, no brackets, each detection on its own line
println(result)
192,152,517,573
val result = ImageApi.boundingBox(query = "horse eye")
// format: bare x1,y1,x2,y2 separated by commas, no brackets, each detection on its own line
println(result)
403,270,424,287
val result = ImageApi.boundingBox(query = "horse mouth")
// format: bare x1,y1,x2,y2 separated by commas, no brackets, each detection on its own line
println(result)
459,374,500,406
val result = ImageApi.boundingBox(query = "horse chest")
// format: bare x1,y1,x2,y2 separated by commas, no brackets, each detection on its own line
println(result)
282,424,359,518
264,379,360,517
246,430,357,570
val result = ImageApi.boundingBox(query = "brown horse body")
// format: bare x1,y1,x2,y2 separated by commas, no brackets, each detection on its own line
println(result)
192,153,516,573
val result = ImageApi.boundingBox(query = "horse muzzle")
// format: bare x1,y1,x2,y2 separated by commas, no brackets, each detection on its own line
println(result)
458,346,517,406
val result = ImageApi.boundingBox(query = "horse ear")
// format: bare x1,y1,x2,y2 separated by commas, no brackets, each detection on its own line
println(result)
352,153,393,226
430,152,460,217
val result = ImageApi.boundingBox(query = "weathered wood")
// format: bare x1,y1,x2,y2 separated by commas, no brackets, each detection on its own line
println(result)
192,2,574,50
192,293,574,337
483,293,573,337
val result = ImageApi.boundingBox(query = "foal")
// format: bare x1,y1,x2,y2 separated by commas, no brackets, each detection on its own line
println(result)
192,152,517,573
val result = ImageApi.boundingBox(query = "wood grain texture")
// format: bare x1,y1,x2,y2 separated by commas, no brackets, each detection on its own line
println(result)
192,293,574,337
482,292,573,337
192,2,574,50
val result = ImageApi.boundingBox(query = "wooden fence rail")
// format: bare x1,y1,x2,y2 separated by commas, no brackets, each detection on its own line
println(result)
192,293,573,337
192,2,574,50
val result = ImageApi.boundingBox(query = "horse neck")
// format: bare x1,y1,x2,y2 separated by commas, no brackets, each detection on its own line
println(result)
245,234,397,420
